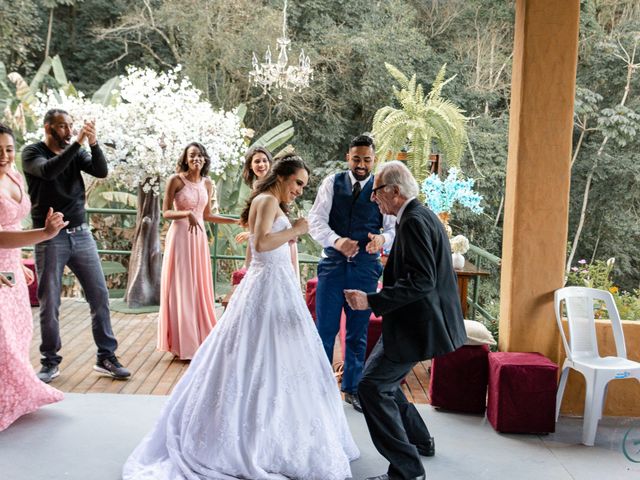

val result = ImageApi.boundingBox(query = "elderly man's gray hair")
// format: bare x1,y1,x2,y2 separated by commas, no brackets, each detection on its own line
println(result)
377,161,419,198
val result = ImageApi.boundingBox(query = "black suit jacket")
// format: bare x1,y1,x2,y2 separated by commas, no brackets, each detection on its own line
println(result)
367,199,467,363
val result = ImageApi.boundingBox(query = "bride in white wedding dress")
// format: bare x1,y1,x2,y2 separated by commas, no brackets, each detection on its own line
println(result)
122,155,359,480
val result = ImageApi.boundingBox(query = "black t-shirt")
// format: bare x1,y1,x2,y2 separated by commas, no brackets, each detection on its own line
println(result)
21,141,108,228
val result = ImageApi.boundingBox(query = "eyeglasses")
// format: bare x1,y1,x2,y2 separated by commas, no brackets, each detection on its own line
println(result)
371,184,388,196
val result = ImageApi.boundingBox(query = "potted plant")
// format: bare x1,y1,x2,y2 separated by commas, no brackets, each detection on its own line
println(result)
450,235,470,269
372,63,468,188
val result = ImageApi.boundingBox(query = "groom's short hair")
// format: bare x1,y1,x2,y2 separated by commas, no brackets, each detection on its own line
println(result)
349,134,375,151
378,161,419,198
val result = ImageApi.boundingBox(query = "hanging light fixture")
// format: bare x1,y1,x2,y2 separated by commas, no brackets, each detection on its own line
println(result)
249,0,313,97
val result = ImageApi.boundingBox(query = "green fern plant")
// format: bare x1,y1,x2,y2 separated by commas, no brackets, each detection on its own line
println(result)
372,63,467,187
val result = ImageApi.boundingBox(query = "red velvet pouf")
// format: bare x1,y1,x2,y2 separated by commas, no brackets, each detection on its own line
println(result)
22,258,39,307
487,352,558,433
305,276,383,350
305,277,318,321
339,310,382,361
231,268,247,286
429,345,490,414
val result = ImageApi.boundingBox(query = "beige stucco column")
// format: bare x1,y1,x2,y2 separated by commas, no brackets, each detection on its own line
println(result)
499,0,580,360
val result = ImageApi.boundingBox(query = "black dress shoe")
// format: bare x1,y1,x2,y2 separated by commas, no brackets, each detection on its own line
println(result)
343,392,363,413
416,437,435,457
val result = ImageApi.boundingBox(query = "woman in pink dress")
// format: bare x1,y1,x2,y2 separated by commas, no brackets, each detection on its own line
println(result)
157,142,237,360
0,124,68,431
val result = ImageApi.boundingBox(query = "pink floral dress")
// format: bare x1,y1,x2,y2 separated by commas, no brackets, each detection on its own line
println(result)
0,170,63,431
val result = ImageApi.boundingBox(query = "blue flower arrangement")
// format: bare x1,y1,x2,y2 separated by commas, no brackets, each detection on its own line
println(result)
421,168,483,215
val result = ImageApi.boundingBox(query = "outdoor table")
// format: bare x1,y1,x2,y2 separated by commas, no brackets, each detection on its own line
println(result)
455,260,490,318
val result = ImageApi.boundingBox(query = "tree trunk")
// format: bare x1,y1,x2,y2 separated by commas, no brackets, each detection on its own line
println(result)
565,163,596,273
44,8,54,60
125,178,162,307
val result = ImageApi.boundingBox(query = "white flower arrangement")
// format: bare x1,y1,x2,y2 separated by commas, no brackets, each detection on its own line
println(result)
27,65,246,195
450,234,470,255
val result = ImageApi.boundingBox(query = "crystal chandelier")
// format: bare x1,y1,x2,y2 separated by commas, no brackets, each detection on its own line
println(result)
249,0,313,96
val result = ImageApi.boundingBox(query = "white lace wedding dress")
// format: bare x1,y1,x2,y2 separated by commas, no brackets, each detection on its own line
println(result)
123,216,359,480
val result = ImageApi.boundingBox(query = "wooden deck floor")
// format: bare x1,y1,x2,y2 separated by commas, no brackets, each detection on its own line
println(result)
30,298,432,403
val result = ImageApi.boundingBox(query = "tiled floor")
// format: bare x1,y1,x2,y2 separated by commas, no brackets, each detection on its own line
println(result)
1,393,638,480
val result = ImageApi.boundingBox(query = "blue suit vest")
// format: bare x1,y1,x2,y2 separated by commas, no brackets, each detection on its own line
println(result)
326,172,383,257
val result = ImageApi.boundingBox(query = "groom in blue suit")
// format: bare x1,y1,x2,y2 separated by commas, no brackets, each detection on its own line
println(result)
308,134,395,412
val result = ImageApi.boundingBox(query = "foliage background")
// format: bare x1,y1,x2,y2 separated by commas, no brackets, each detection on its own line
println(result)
1,0,638,300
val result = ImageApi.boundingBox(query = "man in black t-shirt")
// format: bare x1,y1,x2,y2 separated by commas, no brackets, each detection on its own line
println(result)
22,109,131,383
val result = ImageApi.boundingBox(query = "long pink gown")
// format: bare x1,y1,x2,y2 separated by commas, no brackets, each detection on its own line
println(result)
0,170,63,432
157,175,217,360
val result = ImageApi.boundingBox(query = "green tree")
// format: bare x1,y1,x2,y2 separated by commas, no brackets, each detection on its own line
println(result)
5,0,639,295
568,1,640,291
41,0,83,60
42,0,160,94
0,0,44,76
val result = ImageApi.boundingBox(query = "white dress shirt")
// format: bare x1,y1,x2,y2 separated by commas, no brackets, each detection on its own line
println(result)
395,197,417,224
308,171,396,250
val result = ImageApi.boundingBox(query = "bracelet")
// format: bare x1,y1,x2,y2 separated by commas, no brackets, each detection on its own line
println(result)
89,142,98,147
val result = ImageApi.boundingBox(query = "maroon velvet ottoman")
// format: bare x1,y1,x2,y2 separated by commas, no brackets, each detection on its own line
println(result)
305,277,318,321
231,268,247,286
306,276,383,346
22,258,39,307
339,310,382,361
429,345,490,414
487,352,558,433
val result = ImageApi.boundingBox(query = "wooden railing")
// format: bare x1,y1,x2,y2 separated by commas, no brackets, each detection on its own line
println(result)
466,244,501,322
24,207,502,322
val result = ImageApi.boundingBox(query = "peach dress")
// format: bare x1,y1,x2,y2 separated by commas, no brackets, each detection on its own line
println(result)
0,170,63,431
157,175,217,360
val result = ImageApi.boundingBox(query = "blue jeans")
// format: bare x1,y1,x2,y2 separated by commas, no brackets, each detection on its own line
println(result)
316,251,383,394
35,229,117,366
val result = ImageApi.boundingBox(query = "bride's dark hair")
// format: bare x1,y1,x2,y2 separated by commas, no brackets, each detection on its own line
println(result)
239,154,309,226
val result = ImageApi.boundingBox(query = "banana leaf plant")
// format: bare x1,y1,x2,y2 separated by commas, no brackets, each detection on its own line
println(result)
0,55,76,146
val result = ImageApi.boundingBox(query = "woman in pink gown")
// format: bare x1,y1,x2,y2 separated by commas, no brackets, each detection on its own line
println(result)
157,142,237,360
0,124,67,431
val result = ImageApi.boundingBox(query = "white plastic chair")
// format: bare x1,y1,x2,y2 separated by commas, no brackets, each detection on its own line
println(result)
554,286,640,446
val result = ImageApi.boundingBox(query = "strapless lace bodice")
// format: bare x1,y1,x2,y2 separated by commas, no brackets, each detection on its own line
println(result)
249,216,293,267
